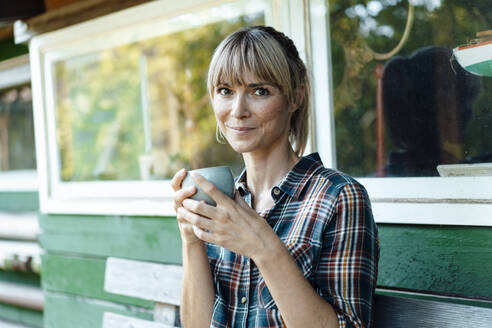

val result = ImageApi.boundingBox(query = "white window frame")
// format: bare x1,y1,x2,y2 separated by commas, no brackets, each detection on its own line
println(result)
29,0,308,216
0,55,38,192
308,0,492,226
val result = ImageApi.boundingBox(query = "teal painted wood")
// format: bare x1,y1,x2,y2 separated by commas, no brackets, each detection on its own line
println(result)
376,289,492,309
42,254,154,308
378,224,492,299
39,214,182,264
39,215,492,299
0,271,40,287
44,291,153,328
0,303,43,328
0,192,39,212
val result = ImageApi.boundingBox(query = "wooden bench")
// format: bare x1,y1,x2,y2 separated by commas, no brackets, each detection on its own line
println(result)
375,293,492,327
103,257,492,327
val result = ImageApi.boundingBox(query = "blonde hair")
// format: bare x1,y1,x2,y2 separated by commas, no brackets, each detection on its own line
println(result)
207,26,310,156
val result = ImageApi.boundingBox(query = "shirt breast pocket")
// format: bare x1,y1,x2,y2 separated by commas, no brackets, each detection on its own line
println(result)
258,241,314,309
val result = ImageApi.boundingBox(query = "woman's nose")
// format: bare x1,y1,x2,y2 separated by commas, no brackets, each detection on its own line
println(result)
231,93,250,118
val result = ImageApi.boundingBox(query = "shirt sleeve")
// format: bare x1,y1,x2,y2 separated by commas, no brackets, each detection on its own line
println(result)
314,182,379,328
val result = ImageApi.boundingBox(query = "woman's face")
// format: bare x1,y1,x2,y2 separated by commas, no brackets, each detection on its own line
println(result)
212,71,294,155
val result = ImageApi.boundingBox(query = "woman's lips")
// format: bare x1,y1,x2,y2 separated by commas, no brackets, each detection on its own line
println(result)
227,126,255,134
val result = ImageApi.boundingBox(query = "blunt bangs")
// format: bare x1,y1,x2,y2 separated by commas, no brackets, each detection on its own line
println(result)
207,30,292,100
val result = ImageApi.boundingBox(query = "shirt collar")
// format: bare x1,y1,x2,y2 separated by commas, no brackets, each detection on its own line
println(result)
235,152,324,200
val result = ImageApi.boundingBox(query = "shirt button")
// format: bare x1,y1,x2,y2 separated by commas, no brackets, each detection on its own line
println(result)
241,297,247,304
273,187,281,196
247,259,251,265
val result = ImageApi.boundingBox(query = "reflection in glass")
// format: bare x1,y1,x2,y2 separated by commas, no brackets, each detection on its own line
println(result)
329,0,491,177
54,12,264,182
0,84,35,171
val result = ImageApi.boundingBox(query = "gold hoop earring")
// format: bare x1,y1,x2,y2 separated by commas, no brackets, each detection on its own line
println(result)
216,125,227,144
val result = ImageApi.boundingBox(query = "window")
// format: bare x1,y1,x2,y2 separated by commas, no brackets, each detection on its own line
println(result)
0,55,37,191
31,0,307,215
0,84,35,172
310,0,492,225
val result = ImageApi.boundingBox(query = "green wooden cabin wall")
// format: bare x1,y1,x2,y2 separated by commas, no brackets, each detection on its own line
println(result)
0,303,43,328
38,212,492,327
0,191,42,327
0,192,39,212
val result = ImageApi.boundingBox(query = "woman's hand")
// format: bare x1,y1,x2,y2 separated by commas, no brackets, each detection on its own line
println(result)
178,171,277,260
171,168,203,245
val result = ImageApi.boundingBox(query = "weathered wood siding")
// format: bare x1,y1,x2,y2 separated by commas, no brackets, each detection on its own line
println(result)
40,214,181,327
0,191,43,327
38,210,492,327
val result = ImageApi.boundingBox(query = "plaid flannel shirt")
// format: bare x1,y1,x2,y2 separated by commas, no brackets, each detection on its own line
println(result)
206,153,379,328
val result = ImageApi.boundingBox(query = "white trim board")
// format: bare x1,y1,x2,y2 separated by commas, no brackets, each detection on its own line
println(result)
0,320,33,328
0,170,38,192
0,55,31,90
103,312,176,328
372,202,492,226
0,240,41,258
0,212,39,241
104,257,182,305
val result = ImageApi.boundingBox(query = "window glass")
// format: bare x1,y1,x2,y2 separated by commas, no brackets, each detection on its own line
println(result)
329,0,491,177
0,84,36,171
53,9,265,182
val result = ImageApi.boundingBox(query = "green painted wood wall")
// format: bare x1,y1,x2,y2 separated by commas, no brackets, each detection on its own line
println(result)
0,191,42,327
38,212,492,327
0,192,39,212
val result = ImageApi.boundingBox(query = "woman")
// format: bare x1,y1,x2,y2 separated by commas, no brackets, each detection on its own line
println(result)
172,26,379,328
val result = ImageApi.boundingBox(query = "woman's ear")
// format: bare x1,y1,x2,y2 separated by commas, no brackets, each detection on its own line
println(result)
289,84,305,113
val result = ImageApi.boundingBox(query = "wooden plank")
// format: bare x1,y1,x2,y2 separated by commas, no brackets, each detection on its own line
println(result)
0,56,30,90
0,192,38,212
14,0,154,43
44,291,153,328
0,171,37,192
0,240,41,273
375,294,492,327
376,288,492,309
0,271,40,287
39,214,181,264
378,224,492,299
0,240,41,257
42,254,153,309
103,312,175,328
0,282,43,310
0,212,39,241
154,303,179,326
0,26,13,40
0,303,42,328
104,257,182,306
0,319,33,328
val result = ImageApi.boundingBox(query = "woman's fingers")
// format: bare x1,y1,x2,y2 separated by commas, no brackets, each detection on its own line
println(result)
177,207,214,232
192,225,214,243
174,186,197,211
181,198,226,222
234,191,249,208
170,168,187,191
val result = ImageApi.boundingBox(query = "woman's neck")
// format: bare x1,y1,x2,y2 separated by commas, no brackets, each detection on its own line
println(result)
242,143,300,209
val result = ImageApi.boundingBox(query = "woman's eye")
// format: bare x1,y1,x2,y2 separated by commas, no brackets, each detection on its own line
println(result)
217,88,232,96
254,88,269,96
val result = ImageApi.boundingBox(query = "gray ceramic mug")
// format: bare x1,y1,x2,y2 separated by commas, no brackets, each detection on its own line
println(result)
181,166,235,206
